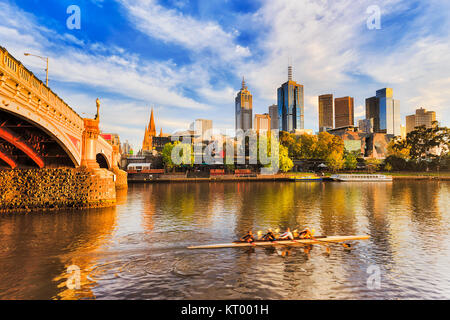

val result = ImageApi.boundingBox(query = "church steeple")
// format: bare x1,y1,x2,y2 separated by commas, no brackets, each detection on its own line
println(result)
149,107,156,136
142,107,157,152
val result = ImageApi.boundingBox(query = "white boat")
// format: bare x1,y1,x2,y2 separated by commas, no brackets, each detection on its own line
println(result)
331,174,393,182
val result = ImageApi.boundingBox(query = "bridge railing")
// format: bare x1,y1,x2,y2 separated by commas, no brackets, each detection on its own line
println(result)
0,46,84,131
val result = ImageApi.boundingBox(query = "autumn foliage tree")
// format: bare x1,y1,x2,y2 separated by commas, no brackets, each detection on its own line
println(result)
280,131,344,160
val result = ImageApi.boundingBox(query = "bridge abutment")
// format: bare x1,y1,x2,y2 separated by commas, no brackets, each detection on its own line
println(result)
0,167,117,212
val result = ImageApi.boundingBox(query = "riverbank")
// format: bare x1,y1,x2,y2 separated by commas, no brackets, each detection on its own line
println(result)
130,174,291,183
128,171,450,183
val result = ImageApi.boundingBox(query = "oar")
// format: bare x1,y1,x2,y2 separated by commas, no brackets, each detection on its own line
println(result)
310,236,354,250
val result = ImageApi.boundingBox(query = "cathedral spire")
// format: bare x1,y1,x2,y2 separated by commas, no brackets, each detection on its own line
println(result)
149,107,156,136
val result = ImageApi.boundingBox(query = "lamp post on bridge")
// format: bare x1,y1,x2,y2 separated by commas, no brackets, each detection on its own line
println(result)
24,53,49,87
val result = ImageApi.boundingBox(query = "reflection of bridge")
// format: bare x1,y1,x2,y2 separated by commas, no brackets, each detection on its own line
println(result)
0,47,119,170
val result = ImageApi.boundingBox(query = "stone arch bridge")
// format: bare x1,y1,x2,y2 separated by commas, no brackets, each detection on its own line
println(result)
0,47,120,170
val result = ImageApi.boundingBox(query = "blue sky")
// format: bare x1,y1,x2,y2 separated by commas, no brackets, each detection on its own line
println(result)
1,0,449,150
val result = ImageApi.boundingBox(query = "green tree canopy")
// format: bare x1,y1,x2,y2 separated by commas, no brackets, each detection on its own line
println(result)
326,151,345,172
162,141,194,169
344,152,358,170
406,124,449,160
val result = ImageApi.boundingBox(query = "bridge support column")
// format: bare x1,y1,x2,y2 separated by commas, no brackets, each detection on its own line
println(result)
81,118,100,169
110,145,128,189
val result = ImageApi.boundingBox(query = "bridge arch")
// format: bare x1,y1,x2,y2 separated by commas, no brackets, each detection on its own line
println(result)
96,153,110,169
0,109,78,168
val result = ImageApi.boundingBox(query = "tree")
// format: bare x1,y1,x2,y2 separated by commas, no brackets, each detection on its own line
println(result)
387,136,410,159
385,163,393,172
316,132,344,159
162,142,176,170
297,134,318,159
406,123,449,160
326,151,345,172
279,144,294,173
280,131,296,156
366,158,381,172
161,141,194,170
344,152,358,170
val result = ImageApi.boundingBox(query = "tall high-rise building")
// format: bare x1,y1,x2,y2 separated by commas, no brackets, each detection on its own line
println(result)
235,78,253,131
335,96,354,128
358,118,374,133
318,94,334,131
365,88,400,135
406,107,437,133
277,66,304,132
122,140,132,155
254,114,271,133
142,107,157,152
268,105,279,130
190,119,213,141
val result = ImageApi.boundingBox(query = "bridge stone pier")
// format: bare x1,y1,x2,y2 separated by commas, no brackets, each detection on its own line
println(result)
0,46,127,212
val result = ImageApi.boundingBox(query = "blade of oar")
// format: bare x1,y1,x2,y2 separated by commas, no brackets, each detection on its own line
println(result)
312,236,353,248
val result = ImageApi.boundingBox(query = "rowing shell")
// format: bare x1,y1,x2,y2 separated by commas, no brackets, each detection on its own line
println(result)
187,235,370,249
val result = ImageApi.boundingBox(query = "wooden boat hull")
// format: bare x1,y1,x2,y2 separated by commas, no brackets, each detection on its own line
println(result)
188,235,370,249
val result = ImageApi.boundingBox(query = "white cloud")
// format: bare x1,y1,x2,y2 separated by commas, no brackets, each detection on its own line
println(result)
117,0,251,62
1,0,449,150
240,0,450,130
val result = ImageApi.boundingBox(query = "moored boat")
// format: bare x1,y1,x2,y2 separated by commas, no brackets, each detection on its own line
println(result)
289,175,323,182
331,174,392,182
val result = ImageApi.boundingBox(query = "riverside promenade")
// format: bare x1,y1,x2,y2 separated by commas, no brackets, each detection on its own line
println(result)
128,172,450,183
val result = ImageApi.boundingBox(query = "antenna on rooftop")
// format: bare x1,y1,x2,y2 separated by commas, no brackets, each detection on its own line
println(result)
288,57,293,81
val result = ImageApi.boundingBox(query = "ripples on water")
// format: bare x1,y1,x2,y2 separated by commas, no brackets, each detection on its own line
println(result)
0,181,449,300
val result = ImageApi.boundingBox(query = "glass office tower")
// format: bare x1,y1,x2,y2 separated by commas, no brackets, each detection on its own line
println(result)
277,66,304,132
365,88,400,136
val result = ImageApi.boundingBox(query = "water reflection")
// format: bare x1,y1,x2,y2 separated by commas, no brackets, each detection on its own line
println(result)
0,181,449,299
0,207,118,299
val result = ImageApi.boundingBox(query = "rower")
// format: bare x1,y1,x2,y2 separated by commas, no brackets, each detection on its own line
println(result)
261,229,276,241
278,228,294,240
240,230,255,243
298,227,314,239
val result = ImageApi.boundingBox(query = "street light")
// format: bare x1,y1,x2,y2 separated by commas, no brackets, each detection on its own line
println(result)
24,53,49,87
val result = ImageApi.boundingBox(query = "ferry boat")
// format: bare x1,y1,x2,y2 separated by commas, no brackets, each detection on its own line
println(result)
330,174,392,182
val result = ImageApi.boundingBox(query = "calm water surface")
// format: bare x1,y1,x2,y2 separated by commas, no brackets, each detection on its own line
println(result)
0,181,449,300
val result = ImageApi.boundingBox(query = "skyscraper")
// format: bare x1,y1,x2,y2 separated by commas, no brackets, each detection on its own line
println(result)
365,88,400,135
406,107,437,133
190,119,213,141
335,96,354,128
318,94,334,131
254,114,271,133
268,104,279,130
358,118,374,133
235,78,253,131
277,66,304,132
142,107,157,152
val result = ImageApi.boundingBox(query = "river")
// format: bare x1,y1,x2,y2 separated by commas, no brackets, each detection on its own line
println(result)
0,181,449,300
